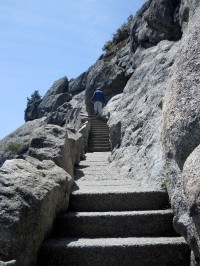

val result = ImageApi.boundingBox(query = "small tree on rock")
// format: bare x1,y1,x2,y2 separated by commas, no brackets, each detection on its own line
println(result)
27,90,42,105
25,90,42,122
102,14,133,53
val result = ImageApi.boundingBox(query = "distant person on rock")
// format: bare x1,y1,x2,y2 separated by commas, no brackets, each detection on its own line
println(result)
92,88,105,116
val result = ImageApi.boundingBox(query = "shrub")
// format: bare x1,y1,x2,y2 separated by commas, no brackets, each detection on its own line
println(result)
160,173,167,191
102,14,133,53
27,90,42,105
5,142,21,155
107,155,113,163
102,40,113,52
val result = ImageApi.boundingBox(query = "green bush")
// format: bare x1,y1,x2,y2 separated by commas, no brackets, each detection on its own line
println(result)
102,15,133,53
5,142,21,155
160,173,167,191
107,155,113,163
27,90,42,105
102,40,113,52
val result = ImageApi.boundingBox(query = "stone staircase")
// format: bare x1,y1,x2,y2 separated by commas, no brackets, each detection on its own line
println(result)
88,117,111,152
36,152,190,266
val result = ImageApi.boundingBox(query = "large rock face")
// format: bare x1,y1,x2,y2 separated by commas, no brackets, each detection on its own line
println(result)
37,76,72,118
0,121,86,265
0,101,85,169
104,40,179,189
130,0,181,53
0,83,88,265
162,0,200,260
68,0,183,116
69,49,131,115
25,77,72,122
28,125,74,176
0,118,46,168
0,157,72,266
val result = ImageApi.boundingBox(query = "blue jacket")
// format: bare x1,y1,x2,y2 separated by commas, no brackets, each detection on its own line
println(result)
92,89,105,103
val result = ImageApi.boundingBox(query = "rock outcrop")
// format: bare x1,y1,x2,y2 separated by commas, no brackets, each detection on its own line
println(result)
162,0,200,261
0,121,87,265
37,77,72,118
28,125,74,175
0,79,89,265
0,108,85,169
25,77,72,122
67,0,183,116
103,40,179,190
0,118,46,168
0,157,72,266
130,0,181,53
69,50,131,115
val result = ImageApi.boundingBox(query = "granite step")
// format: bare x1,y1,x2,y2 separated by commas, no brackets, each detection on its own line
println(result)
88,147,111,152
36,149,190,266
54,209,177,238
36,237,190,266
88,144,111,148
88,139,110,143
69,190,169,212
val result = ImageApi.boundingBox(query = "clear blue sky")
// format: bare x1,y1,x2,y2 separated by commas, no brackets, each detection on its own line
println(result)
0,0,145,140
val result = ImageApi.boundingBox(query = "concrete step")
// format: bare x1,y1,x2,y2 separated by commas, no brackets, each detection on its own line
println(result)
90,127,109,133
90,123,109,127
89,134,109,138
88,144,111,149
88,147,111,152
54,209,177,238
91,123,109,127
91,125,108,128
88,145,111,150
90,131,109,135
89,135,109,139
90,129,109,133
91,121,108,125
78,152,111,161
90,122,108,125
88,139,110,143
88,140,110,143
36,237,190,266
88,143,111,148
90,119,108,124
69,190,169,212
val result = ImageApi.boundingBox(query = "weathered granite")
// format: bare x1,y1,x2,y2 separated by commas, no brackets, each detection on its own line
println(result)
67,129,84,166
28,124,74,176
25,77,72,122
45,102,74,127
162,1,200,262
130,0,181,54
83,57,129,115
69,72,88,94
104,40,179,190
78,121,91,153
0,118,46,167
0,157,72,266
68,40,132,115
